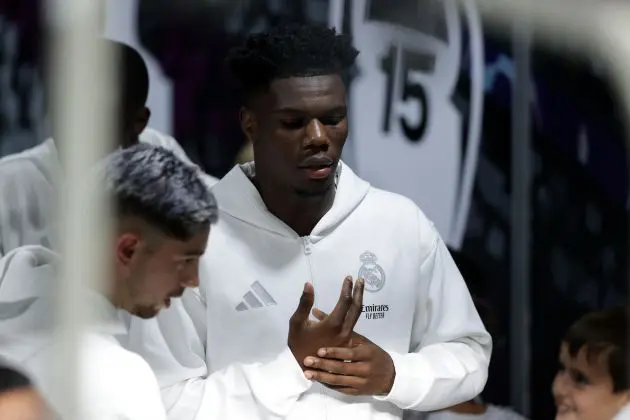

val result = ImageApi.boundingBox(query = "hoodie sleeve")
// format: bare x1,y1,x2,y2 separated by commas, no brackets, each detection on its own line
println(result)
0,161,53,258
374,211,492,411
129,288,311,420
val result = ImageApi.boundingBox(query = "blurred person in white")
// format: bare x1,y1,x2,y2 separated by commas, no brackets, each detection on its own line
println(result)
407,299,527,420
0,39,217,258
0,144,367,419
553,306,630,420
0,144,217,419
0,363,52,420
125,23,491,420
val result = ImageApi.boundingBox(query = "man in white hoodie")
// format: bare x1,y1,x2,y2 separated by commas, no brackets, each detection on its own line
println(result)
0,39,216,258
0,144,217,419
0,144,366,419
126,23,492,419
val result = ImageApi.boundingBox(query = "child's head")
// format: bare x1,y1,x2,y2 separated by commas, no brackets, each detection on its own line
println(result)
553,306,629,420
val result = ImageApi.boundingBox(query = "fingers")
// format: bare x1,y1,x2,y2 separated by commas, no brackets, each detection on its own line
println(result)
290,282,315,327
316,344,371,361
314,278,364,339
304,370,366,390
304,356,369,377
341,277,364,337
327,276,353,327
311,308,327,321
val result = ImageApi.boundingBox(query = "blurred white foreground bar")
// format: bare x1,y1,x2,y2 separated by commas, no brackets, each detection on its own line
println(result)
48,0,116,418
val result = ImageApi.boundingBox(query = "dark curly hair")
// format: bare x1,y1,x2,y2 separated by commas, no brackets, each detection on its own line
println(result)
225,23,359,99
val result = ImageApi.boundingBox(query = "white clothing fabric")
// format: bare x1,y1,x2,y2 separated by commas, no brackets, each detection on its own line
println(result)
407,405,528,420
0,128,218,257
0,245,311,420
615,404,630,420
0,246,167,420
127,162,492,420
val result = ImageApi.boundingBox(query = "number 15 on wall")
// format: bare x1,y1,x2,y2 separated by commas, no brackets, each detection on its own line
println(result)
380,44,436,144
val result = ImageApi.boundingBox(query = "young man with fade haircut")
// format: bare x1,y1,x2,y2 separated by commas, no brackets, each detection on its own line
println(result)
0,39,217,258
553,306,630,420
126,23,491,420
0,144,216,419
0,144,365,419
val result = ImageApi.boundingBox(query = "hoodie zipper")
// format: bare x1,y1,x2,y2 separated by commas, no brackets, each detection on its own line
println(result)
301,236,330,419
302,236,316,311
302,236,314,289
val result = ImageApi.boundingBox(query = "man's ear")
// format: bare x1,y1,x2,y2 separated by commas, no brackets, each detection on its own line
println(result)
239,107,257,144
115,233,141,268
133,106,151,137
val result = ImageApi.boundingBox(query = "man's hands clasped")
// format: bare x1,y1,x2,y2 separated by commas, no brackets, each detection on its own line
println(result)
288,276,364,370
304,312,396,396
287,277,396,397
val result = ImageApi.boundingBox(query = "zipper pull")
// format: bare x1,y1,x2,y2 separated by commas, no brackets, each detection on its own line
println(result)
302,236,313,255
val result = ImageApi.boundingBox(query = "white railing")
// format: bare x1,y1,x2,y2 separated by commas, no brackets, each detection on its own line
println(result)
50,0,116,418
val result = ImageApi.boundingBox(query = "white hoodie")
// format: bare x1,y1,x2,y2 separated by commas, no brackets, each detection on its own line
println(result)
126,162,492,420
0,127,218,257
0,245,311,420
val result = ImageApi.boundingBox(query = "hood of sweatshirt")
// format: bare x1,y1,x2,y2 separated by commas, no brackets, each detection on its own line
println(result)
0,246,126,341
0,246,58,361
211,161,371,242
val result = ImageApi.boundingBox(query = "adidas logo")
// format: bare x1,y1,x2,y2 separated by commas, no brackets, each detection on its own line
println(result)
235,281,277,311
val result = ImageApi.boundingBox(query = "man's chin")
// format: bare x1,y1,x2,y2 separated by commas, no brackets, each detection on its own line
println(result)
294,181,335,198
131,306,160,319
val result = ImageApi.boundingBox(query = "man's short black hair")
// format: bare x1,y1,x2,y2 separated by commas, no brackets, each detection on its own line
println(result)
225,23,359,99
108,40,150,111
563,306,629,392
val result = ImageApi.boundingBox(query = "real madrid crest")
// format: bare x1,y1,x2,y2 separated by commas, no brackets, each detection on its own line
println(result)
358,251,386,293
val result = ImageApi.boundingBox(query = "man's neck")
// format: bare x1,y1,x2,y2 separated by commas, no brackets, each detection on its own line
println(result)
447,401,488,415
255,179,334,237
103,277,127,312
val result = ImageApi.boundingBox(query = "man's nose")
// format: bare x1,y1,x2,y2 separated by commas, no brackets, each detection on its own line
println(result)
304,119,330,149
183,274,200,288
182,264,201,288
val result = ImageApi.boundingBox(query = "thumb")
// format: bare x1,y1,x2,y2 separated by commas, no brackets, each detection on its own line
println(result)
292,282,315,324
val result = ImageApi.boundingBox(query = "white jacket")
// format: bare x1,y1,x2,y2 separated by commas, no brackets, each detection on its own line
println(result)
0,128,218,257
127,162,492,420
0,246,310,420
0,246,167,420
